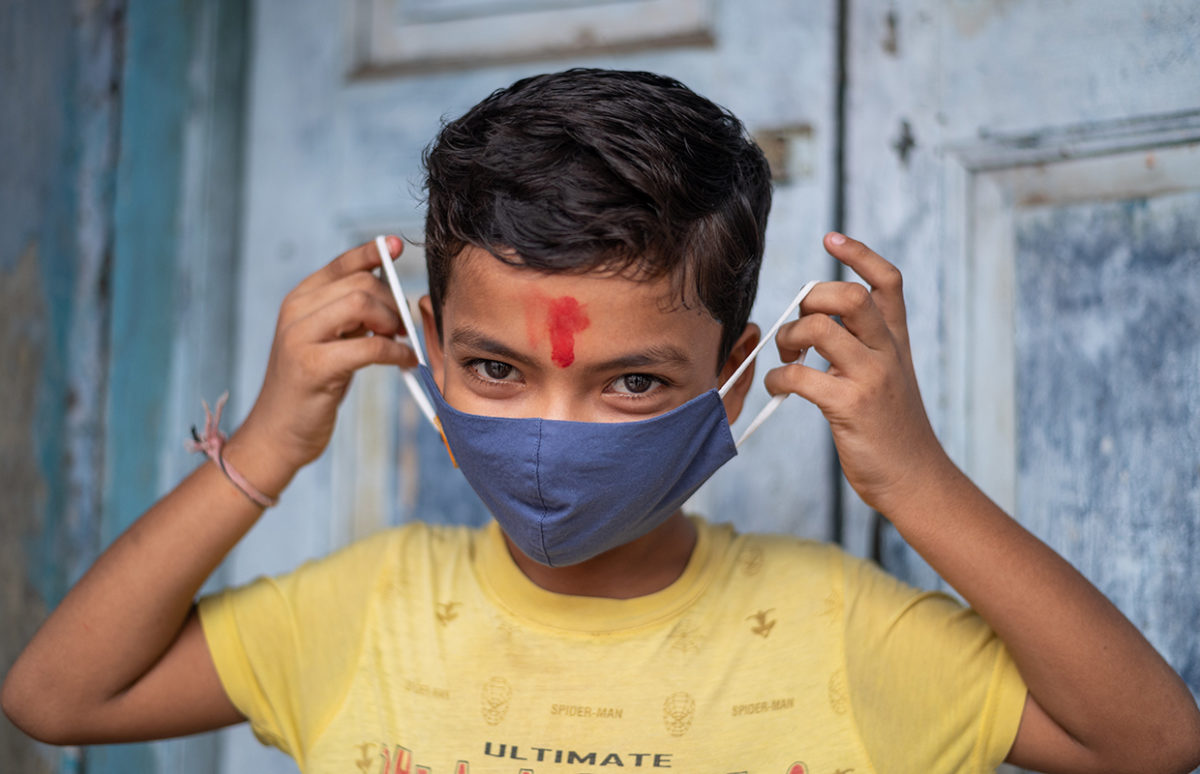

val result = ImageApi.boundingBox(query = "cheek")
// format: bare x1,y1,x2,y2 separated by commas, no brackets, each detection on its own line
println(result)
440,376,485,415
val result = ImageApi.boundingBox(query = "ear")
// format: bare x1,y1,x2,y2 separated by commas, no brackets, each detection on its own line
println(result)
718,322,761,423
418,295,445,392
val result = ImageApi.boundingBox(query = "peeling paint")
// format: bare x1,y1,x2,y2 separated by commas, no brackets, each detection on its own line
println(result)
1015,192,1200,697
0,242,54,774
891,118,916,165
949,0,1020,38
3,0,242,771
880,9,898,55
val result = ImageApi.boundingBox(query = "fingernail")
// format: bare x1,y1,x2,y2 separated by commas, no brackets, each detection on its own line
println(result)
828,232,846,245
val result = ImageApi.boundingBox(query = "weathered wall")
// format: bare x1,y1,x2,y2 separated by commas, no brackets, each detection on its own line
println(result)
844,6,1200,771
6,2,1197,773
2,1,247,772
0,247,55,774
1014,192,1200,703
225,1,838,769
1,1,122,770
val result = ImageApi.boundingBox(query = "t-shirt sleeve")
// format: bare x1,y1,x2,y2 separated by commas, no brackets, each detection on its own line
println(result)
197,530,395,758
838,552,1027,773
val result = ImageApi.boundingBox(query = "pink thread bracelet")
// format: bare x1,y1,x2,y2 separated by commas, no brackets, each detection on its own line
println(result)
187,392,278,508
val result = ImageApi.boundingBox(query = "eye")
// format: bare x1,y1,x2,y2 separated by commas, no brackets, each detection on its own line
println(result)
610,373,660,395
468,359,518,382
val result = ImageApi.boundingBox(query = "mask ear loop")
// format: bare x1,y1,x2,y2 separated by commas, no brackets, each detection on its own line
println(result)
720,280,819,448
374,236,457,466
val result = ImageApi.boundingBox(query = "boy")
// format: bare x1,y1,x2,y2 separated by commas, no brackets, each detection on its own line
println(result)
4,68,1199,773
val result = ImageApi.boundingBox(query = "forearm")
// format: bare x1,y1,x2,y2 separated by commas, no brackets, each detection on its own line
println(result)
776,235,1199,771
3,428,293,729
885,453,1200,765
3,238,417,744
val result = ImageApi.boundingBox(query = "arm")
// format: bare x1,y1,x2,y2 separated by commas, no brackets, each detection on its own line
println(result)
766,232,1200,774
1,237,415,744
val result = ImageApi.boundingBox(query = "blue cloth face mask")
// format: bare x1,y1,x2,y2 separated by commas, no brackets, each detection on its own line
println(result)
416,364,733,566
375,237,816,567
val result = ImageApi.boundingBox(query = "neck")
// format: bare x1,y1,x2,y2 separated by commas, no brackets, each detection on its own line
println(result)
503,511,698,599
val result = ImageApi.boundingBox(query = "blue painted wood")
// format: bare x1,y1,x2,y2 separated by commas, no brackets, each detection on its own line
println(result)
1,1,121,771
93,0,248,769
17,1,82,612
92,0,249,767
96,0,195,769
0,0,116,615
1014,193,1200,705
103,0,190,542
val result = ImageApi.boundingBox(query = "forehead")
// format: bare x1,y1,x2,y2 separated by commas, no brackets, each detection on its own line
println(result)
442,247,721,364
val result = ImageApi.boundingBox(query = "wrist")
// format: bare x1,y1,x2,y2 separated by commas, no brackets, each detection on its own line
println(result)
873,446,964,529
221,423,299,502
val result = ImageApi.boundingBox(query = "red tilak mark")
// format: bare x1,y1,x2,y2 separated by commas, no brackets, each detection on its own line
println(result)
547,296,589,368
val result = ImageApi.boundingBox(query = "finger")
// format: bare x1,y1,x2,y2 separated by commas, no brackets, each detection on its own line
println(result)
282,271,402,331
762,361,842,411
824,232,908,334
293,236,403,297
290,285,404,343
775,312,873,377
320,334,418,374
798,281,894,352
824,231,920,383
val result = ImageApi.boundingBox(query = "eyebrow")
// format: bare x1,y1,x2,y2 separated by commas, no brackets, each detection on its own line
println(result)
449,327,536,367
583,346,694,374
448,326,694,373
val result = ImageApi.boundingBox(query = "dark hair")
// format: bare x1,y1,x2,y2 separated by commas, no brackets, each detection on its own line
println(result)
422,68,772,368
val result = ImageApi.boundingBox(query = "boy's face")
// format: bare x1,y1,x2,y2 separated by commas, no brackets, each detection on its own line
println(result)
419,246,755,423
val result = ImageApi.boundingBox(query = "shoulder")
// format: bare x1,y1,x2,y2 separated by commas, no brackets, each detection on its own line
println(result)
696,519,948,620
700,518,846,578
299,520,481,574
692,517,933,597
692,518,850,613
205,521,485,615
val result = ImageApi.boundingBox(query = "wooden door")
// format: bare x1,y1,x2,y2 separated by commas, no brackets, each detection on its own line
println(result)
844,5,1200,770
226,1,840,770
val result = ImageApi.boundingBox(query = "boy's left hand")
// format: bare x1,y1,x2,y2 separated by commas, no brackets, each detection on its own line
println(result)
764,232,948,516
767,233,1200,772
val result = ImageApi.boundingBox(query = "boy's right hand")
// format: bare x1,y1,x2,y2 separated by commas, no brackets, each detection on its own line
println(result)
232,237,418,486
0,240,418,744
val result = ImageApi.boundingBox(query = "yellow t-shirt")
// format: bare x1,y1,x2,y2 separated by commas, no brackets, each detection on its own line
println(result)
198,518,1026,773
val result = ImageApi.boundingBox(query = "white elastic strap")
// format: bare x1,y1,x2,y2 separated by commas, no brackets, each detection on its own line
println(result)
376,236,427,366
724,280,820,448
719,280,819,399
735,379,795,448
375,236,440,432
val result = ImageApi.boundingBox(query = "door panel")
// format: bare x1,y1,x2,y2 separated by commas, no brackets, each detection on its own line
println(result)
354,0,714,73
1013,187,1200,694
229,1,838,770
227,3,1200,772
847,5,1200,765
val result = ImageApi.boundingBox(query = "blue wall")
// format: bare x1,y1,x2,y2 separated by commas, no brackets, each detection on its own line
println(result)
1,1,246,772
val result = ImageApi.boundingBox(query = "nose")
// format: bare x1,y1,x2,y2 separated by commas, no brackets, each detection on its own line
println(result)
530,392,596,423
